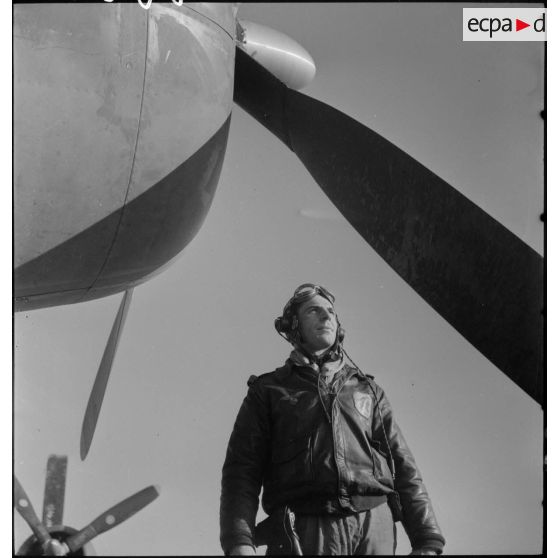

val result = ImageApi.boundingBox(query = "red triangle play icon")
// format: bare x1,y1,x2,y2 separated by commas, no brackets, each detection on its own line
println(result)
516,19,530,31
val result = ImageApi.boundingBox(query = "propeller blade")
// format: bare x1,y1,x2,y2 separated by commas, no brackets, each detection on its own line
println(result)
42,455,68,528
234,47,544,404
80,289,134,460
64,485,160,553
14,476,52,546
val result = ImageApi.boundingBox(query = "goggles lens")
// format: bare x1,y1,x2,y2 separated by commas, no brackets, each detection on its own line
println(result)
291,284,335,305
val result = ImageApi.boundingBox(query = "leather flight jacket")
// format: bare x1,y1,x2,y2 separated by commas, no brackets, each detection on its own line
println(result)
220,361,445,554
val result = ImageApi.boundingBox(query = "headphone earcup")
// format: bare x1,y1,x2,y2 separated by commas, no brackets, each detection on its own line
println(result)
338,326,345,343
275,316,291,334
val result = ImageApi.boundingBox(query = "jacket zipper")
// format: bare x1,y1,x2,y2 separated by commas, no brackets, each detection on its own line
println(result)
331,370,354,508
331,401,344,507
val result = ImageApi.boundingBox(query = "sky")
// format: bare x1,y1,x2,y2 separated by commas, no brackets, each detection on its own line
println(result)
12,3,546,556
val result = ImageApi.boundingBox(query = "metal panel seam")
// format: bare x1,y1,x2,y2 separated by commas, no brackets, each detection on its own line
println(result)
86,10,150,296
186,5,235,40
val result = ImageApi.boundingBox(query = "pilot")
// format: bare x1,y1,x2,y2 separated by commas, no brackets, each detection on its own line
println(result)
220,284,445,556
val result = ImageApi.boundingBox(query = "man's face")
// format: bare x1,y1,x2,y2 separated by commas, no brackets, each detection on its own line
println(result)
296,294,338,355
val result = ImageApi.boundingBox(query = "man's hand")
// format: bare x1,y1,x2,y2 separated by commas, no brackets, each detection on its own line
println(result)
409,549,437,556
229,544,256,556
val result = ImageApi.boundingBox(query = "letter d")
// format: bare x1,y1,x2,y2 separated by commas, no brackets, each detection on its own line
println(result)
534,13,545,32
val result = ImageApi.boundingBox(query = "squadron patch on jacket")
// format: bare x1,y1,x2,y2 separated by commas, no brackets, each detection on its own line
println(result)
353,392,372,418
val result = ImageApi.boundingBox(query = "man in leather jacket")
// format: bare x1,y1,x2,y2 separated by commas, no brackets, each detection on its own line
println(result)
220,284,445,555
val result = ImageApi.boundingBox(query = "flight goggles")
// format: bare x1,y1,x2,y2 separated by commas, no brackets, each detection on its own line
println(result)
284,283,335,313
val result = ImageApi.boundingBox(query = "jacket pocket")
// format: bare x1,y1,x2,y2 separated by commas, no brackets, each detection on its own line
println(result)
370,439,392,483
272,435,310,464
269,434,313,489
370,438,387,458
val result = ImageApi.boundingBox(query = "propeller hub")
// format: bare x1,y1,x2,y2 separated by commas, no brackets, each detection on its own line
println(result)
17,526,95,557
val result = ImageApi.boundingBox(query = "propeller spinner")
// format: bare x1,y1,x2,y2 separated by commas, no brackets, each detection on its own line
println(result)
15,455,160,556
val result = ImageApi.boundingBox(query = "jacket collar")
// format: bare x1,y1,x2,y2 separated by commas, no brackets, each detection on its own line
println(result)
288,348,345,376
279,352,366,385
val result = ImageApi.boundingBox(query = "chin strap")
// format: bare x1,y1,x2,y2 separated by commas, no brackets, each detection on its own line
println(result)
291,324,344,366
293,341,343,369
